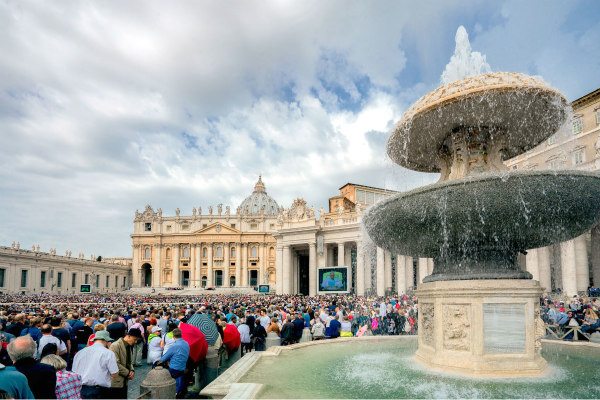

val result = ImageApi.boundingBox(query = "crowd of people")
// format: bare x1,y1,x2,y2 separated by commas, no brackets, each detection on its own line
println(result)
1,290,596,399
541,294,600,339
0,292,418,399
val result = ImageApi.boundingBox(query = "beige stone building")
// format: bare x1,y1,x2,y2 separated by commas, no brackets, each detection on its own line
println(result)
131,176,279,289
274,183,417,296
506,87,600,295
0,243,130,294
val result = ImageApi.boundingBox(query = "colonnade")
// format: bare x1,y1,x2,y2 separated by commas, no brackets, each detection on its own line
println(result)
134,241,274,288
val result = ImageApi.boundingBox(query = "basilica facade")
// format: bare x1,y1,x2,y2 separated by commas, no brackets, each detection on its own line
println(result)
131,177,279,289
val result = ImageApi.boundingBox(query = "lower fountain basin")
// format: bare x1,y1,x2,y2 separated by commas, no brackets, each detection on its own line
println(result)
363,170,600,280
225,337,600,399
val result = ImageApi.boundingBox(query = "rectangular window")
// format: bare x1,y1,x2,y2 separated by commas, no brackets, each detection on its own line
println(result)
57,272,63,288
573,148,585,165
85,274,89,284
250,223,258,230
596,110,600,125
269,224,275,229
572,117,583,134
71,273,77,287
95,275,100,287
40,271,46,288
115,276,118,287
144,222,152,232
106,275,109,287
203,224,207,228
123,276,126,287
0,268,5,287
166,225,172,232
181,224,189,230
230,223,236,229
20,270,28,287
357,189,366,204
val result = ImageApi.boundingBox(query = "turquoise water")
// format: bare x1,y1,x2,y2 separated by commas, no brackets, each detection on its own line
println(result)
240,339,600,399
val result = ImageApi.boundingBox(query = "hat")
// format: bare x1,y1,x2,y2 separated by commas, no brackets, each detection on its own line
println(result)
93,330,114,342
127,328,142,338
151,326,162,333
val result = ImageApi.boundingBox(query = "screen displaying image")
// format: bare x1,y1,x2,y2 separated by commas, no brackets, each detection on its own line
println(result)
318,267,348,292
80,284,91,293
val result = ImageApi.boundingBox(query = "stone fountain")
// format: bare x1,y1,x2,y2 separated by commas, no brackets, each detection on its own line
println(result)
363,72,600,376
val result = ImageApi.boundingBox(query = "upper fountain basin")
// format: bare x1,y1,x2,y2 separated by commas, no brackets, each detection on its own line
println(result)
388,72,568,173
363,170,600,258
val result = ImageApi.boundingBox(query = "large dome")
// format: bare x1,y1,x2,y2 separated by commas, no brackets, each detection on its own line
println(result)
238,176,280,216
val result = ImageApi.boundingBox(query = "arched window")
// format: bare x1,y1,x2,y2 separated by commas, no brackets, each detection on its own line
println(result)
202,247,207,258
144,246,151,260
230,246,236,258
251,246,258,258
216,246,223,258
165,248,171,259
201,276,207,288
269,247,275,258
182,245,190,259
229,276,236,287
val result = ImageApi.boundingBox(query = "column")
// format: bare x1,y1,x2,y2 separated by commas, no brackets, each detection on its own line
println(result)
282,245,291,294
418,257,428,284
560,239,577,296
525,248,540,282
337,242,345,266
592,226,600,288
207,243,213,287
276,245,283,293
356,245,365,296
224,242,230,286
194,244,201,288
322,244,328,268
235,243,241,287
259,243,266,285
384,250,392,291
574,234,589,292
538,246,552,293
309,242,317,296
376,247,385,296
241,243,248,286
172,244,180,287
405,257,414,289
132,245,140,287
427,258,434,275
396,255,407,295
152,245,161,287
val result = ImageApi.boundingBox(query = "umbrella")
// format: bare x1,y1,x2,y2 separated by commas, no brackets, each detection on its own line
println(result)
187,313,220,346
178,322,208,363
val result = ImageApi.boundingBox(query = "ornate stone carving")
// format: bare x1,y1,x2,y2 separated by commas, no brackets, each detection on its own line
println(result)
421,303,435,346
443,304,471,351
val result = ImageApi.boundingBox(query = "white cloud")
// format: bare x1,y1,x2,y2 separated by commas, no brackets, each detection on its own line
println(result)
0,1,597,256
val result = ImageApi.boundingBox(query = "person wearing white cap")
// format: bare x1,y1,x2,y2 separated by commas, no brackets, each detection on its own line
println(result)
72,330,118,399
146,326,163,365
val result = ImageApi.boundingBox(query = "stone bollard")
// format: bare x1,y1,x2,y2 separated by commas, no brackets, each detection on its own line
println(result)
226,347,241,367
300,327,312,343
265,331,281,349
140,366,176,399
199,347,220,389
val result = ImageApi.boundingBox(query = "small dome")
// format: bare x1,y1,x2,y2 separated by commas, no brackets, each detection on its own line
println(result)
238,176,280,216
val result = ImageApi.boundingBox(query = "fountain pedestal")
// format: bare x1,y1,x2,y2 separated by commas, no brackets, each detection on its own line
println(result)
415,279,546,376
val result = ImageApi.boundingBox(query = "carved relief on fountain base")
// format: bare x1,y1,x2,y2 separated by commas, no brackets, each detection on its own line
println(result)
415,279,547,377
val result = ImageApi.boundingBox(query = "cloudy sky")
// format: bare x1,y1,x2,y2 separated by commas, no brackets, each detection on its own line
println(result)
1,0,599,257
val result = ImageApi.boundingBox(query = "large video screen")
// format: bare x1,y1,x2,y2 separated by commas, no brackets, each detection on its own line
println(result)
318,267,349,293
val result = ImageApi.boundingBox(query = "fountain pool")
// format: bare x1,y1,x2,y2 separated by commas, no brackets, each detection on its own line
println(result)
235,338,600,399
